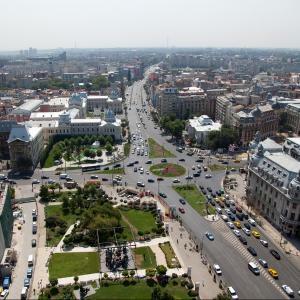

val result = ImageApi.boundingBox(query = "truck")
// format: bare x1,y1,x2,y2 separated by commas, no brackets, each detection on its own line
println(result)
2,276,10,289
21,287,28,300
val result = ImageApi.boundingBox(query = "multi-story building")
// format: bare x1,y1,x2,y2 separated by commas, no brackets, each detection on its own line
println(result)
8,125,44,171
215,96,232,124
8,99,43,122
39,97,69,112
156,86,214,119
87,95,122,114
285,103,300,135
0,184,13,261
187,115,221,144
0,121,17,159
247,138,300,236
232,104,279,147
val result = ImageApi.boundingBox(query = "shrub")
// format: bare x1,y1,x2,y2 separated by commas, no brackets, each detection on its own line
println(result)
123,279,130,286
188,290,199,297
138,230,144,236
130,270,136,277
172,273,178,279
131,279,137,285
172,279,179,286
181,280,188,287
50,278,58,286
122,270,129,277
50,286,59,296
186,282,194,290
73,285,80,290
182,273,188,278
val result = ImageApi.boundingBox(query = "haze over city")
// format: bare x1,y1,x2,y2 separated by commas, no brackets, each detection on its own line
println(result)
1,0,300,50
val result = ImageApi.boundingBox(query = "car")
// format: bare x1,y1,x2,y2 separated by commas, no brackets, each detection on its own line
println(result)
148,178,155,183
207,187,212,192
205,174,212,178
31,239,36,247
157,177,164,181
244,223,251,230
248,218,256,226
242,227,251,236
252,230,260,238
134,167,137,172
134,160,139,164
103,166,109,170
233,229,240,237
185,175,193,180
268,268,279,279
27,268,33,278
224,208,231,214
221,215,228,221
32,179,40,184
178,207,185,214
47,179,55,184
229,214,236,221
179,158,185,162
161,159,167,163
193,173,200,177
145,160,152,164
231,168,237,172
24,278,30,287
227,286,238,300
270,249,281,260
230,207,236,214
227,222,234,229
114,164,121,168
216,207,222,214
260,239,268,247
136,182,145,187
281,285,294,297
247,246,257,256
258,258,268,268
248,262,260,275
205,232,214,241
179,198,186,205
102,178,108,181
41,175,49,179
173,178,180,183
213,264,222,275
239,236,247,245
233,221,241,229
159,192,167,198
90,175,98,179
0,290,9,300
192,166,195,170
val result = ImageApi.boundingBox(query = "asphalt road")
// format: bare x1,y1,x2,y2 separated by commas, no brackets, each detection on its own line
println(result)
9,70,300,299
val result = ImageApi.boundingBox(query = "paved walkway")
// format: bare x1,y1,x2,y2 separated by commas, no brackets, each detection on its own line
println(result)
150,244,167,266
168,220,222,299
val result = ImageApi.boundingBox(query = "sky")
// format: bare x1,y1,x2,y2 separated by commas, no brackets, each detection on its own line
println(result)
1,0,300,50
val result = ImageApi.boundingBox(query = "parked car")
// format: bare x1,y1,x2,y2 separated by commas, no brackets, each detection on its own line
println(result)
247,246,257,256
260,239,268,247
270,249,281,260
31,239,36,247
90,175,98,179
159,192,167,198
282,285,294,297
178,207,185,214
258,258,268,268
213,264,222,275
239,236,247,245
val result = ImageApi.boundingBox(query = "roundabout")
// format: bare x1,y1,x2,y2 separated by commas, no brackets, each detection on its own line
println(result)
149,163,186,177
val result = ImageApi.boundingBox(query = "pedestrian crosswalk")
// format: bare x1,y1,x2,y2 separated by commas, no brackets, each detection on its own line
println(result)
212,220,288,298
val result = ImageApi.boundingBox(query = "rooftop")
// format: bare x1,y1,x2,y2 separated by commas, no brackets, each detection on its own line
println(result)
8,125,42,143
11,99,43,113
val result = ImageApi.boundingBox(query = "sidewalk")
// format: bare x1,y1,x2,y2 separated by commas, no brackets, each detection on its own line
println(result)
227,173,300,258
168,220,222,299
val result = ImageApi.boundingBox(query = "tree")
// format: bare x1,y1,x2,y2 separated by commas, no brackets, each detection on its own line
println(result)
122,270,129,277
39,185,49,202
156,265,167,276
50,278,58,286
146,268,156,278
129,270,135,278
89,151,96,159
74,276,79,284
206,125,239,150
96,149,102,157
84,148,91,158
105,142,113,154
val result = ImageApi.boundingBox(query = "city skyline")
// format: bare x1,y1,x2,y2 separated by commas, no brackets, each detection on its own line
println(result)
1,0,300,51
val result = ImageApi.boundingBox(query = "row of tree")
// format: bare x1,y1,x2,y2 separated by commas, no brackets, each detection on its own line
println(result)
206,125,239,150
159,115,185,139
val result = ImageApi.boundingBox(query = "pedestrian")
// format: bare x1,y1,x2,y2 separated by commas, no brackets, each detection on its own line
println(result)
177,239,178,244
33,288,36,295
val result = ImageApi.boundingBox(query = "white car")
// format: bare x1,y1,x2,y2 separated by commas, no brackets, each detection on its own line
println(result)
282,285,294,297
227,222,234,229
146,171,149,175
0,290,9,300
242,227,251,236
213,264,222,275
221,215,228,221
216,207,222,214
32,179,40,184
173,178,181,183
248,218,256,226
205,174,212,179
225,208,231,214
192,166,195,170
228,286,238,300
260,239,268,247
233,230,240,237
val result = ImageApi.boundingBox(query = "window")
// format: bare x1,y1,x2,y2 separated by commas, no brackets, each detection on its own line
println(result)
292,203,297,209
290,213,295,221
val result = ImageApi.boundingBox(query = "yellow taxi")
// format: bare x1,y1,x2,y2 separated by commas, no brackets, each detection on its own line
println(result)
233,221,241,229
252,230,261,238
268,268,279,279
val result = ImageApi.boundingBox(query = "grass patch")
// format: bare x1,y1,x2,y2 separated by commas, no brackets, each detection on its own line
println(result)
124,142,131,156
150,163,185,177
120,209,156,233
49,252,99,279
97,168,125,175
87,280,192,300
148,138,175,158
159,242,181,268
45,204,78,247
133,246,157,269
174,184,215,216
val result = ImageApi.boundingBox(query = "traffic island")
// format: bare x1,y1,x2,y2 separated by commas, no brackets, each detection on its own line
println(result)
150,163,185,177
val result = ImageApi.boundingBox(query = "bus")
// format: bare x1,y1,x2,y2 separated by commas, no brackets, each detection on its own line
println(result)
81,164,101,172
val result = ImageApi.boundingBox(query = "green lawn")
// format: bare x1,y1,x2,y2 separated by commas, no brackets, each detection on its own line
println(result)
159,242,181,268
133,246,157,269
148,138,175,158
87,280,192,300
45,204,78,247
97,168,125,175
173,184,215,216
120,209,156,233
49,252,100,279
150,163,185,177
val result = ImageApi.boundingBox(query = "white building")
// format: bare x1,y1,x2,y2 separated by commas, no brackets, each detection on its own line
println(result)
87,95,122,114
187,115,222,144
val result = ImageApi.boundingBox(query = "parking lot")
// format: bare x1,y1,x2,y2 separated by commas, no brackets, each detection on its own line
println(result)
8,201,37,300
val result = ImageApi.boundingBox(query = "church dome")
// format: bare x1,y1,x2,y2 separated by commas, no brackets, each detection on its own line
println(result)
104,109,116,123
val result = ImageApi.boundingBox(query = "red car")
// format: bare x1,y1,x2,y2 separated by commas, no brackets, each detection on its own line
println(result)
178,207,185,214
